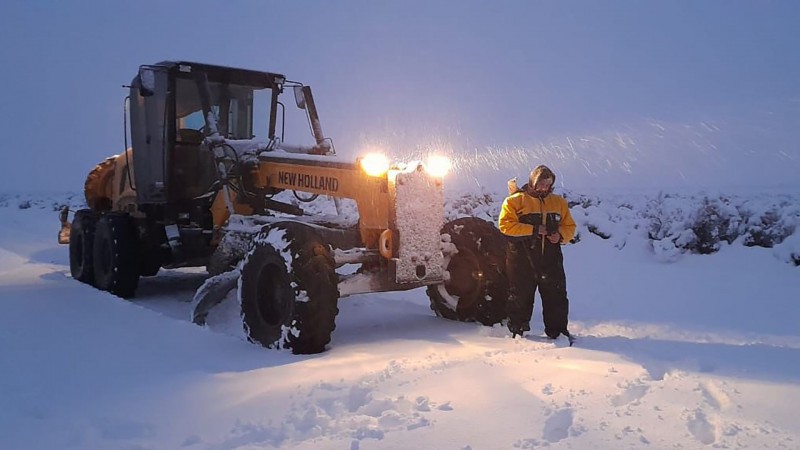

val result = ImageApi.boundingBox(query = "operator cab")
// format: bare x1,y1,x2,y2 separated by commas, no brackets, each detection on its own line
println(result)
129,61,290,207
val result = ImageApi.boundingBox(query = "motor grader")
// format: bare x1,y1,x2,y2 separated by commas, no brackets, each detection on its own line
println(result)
59,61,508,353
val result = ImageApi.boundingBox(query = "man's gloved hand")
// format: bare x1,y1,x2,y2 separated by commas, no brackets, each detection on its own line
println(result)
547,232,562,243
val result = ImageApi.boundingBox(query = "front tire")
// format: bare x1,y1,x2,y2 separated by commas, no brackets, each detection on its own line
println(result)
92,213,141,298
240,223,339,354
69,209,97,284
427,217,509,325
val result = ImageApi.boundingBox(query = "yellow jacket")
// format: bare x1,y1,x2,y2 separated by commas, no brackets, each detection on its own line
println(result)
498,191,576,243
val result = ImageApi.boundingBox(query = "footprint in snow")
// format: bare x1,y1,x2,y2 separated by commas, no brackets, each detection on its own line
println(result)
698,381,731,411
686,408,717,445
542,408,574,443
610,383,649,407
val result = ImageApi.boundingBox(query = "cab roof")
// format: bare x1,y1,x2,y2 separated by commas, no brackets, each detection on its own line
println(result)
147,60,287,89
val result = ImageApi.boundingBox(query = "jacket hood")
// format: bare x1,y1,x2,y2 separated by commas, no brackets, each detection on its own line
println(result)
527,165,556,196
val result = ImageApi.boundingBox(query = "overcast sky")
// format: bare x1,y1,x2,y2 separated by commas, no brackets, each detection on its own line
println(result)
1,0,798,192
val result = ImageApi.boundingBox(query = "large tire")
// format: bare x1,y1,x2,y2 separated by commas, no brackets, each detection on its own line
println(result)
240,223,339,354
92,213,141,298
426,217,509,325
69,209,97,284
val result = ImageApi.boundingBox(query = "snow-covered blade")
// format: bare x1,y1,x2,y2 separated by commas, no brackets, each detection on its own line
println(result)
389,162,446,284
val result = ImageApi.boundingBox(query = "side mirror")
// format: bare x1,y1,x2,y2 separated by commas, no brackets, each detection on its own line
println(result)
138,67,156,97
293,86,306,109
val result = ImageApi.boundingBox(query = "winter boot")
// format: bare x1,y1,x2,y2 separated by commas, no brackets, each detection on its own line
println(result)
508,321,530,338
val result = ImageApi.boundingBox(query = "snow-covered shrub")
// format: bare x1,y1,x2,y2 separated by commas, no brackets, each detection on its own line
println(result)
580,204,617,242
641,192,693,257
772,231,800,266
640,193,697,262
586,223,610,239
567,192,644,249
686,196,740,254
18,200,31,209
651,233,685,263
443,189,503,223
737,198,798,248
563,191,598,209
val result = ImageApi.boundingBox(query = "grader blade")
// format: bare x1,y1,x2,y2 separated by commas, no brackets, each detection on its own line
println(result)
190,268,241,325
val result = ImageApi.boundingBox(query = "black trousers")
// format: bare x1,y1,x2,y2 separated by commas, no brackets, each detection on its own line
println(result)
506,239,569,337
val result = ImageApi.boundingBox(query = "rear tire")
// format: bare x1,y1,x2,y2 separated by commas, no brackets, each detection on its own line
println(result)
92,213,141,298
69,209,97,284
240,223,339,354
426,217,509,325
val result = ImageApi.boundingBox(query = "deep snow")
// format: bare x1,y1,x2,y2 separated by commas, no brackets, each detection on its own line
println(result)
0,188,799,449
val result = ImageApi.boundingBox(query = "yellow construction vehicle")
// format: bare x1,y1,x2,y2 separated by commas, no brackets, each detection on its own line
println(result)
58,61,508,353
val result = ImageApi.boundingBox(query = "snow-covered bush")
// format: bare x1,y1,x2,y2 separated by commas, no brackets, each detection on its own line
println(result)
773,232,800,266
687,196,740,254
443,189,800,265
443,188,504,223
564,191,598,209
736,197,798,248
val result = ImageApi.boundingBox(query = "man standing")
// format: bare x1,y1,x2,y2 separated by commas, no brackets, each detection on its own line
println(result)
498,165,576,342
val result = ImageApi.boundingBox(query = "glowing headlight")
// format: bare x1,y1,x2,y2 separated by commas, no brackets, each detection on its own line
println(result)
359,153,390,177
425,155,451,177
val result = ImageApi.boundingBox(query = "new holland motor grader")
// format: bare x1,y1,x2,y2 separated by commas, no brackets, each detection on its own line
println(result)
59,61,509,353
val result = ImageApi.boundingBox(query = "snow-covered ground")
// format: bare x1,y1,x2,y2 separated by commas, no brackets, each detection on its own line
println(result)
1,189,799,450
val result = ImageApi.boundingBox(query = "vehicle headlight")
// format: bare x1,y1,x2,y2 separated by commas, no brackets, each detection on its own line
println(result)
425,155,451,177
359,153,390,177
